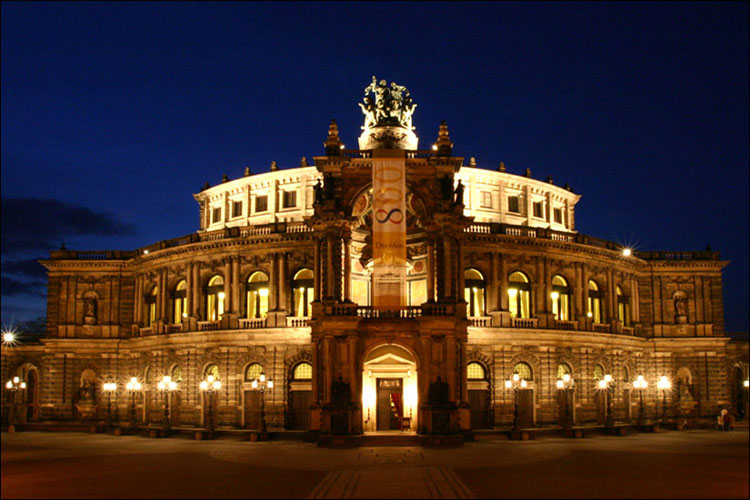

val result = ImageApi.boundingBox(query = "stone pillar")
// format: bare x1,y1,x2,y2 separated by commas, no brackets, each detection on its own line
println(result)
443,236,452,299
343,237,352,302
427,237,436,302
535,257,544,317
459,339,468,404
457,237,465,300
326,235,334,300
313,239,321,302
446,336,456,402
223,259,232,314
134,274,142,324
186,264,193,317
279,252,287,312
192,262,201,320
489,252,498,311
499,253,508,311
323,337,333,404
311,340,320,404
157,269,165,321
269,253,278,311
231,257,240,314
573,262,582,320
631,275,640,324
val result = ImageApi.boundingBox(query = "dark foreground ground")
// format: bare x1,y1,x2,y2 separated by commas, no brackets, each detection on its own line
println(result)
1,429,748,499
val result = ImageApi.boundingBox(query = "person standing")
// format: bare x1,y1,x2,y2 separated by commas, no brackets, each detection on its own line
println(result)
722,409,731,431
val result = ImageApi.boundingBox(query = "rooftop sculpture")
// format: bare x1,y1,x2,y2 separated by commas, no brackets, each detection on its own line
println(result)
359,76,417,130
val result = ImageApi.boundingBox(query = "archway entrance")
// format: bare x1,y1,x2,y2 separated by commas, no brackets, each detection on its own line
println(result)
362,344,417,432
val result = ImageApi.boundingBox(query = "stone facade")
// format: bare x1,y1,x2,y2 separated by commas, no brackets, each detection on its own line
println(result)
2,114,748,437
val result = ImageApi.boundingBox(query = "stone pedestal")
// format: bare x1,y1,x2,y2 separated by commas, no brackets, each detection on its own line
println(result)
358,125,418,150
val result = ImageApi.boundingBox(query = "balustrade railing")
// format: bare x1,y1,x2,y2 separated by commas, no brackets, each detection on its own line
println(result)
286,316,310,327
356,306,423,319
197,320,221,331
139,327,153,336
469,316,491,327
510,317,538,328
166,324,182,334
239,318,267,329
554,319,578,330
621,326,635,335
239,225,273,237
593,322,611,333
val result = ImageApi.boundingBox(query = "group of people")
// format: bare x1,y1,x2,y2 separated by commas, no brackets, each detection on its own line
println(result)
719,409,733,431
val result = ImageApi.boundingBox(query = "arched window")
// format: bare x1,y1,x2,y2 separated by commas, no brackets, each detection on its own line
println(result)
557,363,572,380
622,365,631,384
508,272,532,318
145,286,158,326
587,280,603,323
616,285,630,326
593,364,605,381
551,275,571,321
204,364,220,380
206,275,225,321
245,363,264,382
513,362,533,381
246,271,269,319
170,365,183,383
172,280,187,324
464,269,486,317
292,362,313,381
292,269,314,317
467,362,487,380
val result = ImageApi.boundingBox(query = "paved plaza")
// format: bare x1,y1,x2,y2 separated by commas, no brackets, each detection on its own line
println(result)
1,430,748,499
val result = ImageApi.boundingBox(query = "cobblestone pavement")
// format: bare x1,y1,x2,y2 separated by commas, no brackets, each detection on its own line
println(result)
2,430,748,499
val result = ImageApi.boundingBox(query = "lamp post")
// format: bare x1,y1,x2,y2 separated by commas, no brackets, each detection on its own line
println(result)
504,372,527,435
5,376,26,432
157,375,178,433
657,376,671,427
250,372,273,435
597,374,615,429
556,374,575,435
125,377,142,428
102,382,117,430
633,374,648,428
199,375,222,436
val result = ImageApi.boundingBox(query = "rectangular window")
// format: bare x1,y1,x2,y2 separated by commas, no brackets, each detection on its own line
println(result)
533,201,543,218
283,190,297,208
480,191,492,208
212,207,221,223
508,196,520,213
232,200,243,218
554,208,563,224
255,195,268,213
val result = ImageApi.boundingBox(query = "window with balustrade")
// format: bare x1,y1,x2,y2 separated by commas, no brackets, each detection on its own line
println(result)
551,275,571,321
588,280,603,323
172,280,187,324
206,275,225,321
292,269,313,317
145,286,158,326
464,269,486,317
508,271,532,318
246,271,269,319
616,285,630,326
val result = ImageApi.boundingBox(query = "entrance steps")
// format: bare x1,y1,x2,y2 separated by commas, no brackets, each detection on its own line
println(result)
361,432,420,447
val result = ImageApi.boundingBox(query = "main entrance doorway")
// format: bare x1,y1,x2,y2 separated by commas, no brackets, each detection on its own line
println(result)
362,344,417,432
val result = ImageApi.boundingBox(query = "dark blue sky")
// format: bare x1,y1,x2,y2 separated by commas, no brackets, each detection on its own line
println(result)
2,2,748,332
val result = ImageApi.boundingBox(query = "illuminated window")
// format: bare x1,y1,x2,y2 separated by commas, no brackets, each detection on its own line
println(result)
255,195,268,213
480,191,492,208
292,362,312,380
508,196,520,213
554,208,563,224
593,364,605,381
205,364,220,380
467,362,486,380
170,366,183,383
353,279,371,306
588,280,603,323
408,279,427,306
283,190,297,208
212,207,221,223
551,275,570,321
514,362,533,381
206,275,225,321
557,363,572,379
533,201,543,218
145,286,158,327
172,280,187,324
508,271,531,318
246,271,269,319
292,269,313,317
464,269,486,317
232,200,243,218
245,363,264,382
616,285,630,326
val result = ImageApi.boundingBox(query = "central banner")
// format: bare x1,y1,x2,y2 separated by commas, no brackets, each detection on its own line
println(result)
372,152,407,308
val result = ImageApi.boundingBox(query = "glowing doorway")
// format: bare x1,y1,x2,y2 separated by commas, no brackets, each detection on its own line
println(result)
362,344,418,432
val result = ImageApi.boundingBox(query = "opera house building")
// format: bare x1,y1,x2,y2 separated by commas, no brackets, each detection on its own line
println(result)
3,79,748,442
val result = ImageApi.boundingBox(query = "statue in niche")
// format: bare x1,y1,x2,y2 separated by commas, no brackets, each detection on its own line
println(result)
676,369,694,402
331,375,351,407
313,179,324,205
454,180,465,206
428,376,450,406
83,297,97,325
78,370,97,403
674,293,687,324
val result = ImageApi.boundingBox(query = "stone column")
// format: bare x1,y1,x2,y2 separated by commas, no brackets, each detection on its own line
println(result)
269,253,278,311
323,337,333,404
427,237,435,302
231,257,240,314
573,262,582,320
223,259,232,314
489,252,498,311
326,235,334,300
343,237,352,302
459,339,468,404
186,264,193,317
348,336,358,401
446,336,456,401
192,262,201,320
443,236,452,299
311,339,320,404
313,239,321,302
632,275,640,324
499,253,508,311
134,274,142,324
544,258,551,314
457,237,465,300
279,252,287,312
535,257,544,316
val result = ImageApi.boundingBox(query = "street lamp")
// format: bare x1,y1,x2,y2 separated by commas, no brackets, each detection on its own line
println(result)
250,372,273,434
199,375,222,436
633,374,648,428
657,376,671,426
102,382,118,429
504,372,527,434
556,373,575,435
5,376,26,432
597,374,615,429
157,375,178,433
125,377,142,428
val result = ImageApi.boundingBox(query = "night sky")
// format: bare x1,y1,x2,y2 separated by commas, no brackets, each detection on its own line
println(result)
1,2,747,332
